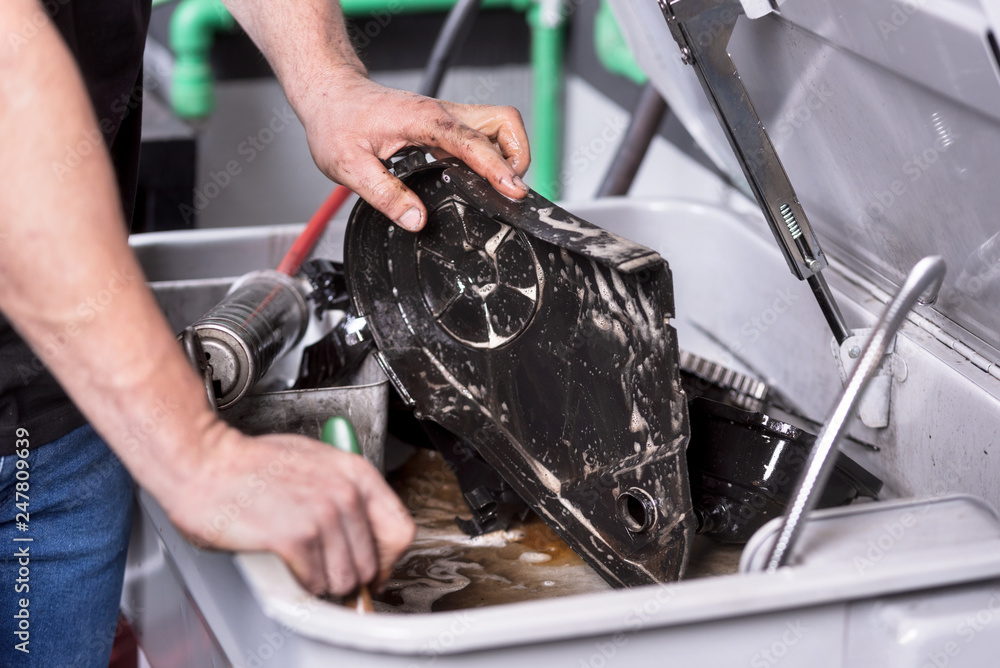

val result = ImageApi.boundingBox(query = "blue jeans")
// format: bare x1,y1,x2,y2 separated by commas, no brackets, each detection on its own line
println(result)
0,425,134,667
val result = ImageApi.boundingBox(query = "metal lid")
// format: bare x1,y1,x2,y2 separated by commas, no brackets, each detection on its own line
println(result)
612,0,1000,359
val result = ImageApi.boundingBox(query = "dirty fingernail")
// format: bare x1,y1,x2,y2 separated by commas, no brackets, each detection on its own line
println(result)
512,175,528,192
398,207,422,231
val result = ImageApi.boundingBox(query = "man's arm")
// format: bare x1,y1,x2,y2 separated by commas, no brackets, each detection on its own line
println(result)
0,0,413,596
221,0,532,231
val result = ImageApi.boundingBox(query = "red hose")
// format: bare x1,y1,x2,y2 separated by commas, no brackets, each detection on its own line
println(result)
277,185,353,275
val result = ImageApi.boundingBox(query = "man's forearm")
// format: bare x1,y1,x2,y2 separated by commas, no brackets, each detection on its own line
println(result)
220,0,531,231
220,0,365,109
0,0,417,597
0,1,223,496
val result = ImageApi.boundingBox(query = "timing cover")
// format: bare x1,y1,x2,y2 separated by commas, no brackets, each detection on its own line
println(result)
345,158,693,587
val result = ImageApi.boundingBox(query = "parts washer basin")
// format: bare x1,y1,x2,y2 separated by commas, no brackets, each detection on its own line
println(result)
125,197,1000,666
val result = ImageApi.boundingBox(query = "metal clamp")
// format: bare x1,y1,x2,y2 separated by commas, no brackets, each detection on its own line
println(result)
180,326,219,412
657,0,850,344
762,256,946,572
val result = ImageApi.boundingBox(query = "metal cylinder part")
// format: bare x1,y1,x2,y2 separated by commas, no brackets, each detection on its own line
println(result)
189,270,310,410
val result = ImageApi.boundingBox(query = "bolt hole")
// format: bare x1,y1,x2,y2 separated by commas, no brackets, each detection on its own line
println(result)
616,488,656,533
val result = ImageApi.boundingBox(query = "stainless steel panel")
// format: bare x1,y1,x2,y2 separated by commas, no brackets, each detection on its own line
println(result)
613,0,1000,359
729,4,1000,358
222,354,389,471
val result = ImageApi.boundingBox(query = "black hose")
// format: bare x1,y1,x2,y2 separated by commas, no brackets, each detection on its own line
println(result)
418,0,482,98
596,83,669,197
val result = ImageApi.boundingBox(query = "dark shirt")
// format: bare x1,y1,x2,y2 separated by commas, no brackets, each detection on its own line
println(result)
0,0,151,454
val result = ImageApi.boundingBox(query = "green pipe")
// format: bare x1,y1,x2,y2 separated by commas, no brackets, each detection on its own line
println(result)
169,0,235,118
594,0,646,86
340,0,529,14
167,0,526,119
526,2,564,201
168,0,563,200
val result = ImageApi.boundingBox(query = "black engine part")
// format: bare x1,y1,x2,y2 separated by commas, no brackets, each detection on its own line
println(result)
686,397,882,544
345,157,694,587
419,419,530,537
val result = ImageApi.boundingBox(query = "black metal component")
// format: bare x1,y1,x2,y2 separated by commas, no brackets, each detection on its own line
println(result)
686,397,882,544
679,350,768,412
808,272,851,345
296,316,373,390
596,83,669,198
345,158,694,587
419,420,530,537
418,0,481,98
300,259,352,315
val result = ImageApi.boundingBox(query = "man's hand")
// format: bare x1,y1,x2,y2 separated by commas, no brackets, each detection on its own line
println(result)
0,0,415,598
295,68,530,231
222,0,532,232
171,427,414,595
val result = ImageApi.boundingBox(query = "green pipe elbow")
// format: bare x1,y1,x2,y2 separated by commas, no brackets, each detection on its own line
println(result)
169,0,236,118
527,2,565,201
594,0,646,86
339,0,528,16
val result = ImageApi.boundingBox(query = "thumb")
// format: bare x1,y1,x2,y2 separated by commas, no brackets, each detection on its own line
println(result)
341,153,427,232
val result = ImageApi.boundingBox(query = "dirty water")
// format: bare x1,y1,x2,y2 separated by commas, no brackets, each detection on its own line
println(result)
370,448,741,614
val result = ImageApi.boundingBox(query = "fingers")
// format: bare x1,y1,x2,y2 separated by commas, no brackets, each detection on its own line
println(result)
172,433,413,599
411,108,529,201
275,528,329,596
350,457,417,587
327,482,379,589
281,453,411,595
340,152,428,231
443,102,531,176
275,470,388,596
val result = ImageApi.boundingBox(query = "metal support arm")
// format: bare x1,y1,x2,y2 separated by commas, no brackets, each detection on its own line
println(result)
763,255,946,572
657,0,850,343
